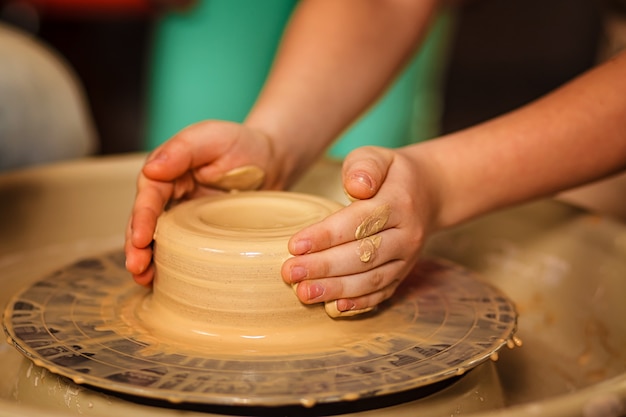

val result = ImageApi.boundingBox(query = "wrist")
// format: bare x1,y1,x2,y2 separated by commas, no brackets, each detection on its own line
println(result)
244,109,332,190
397,140,460,232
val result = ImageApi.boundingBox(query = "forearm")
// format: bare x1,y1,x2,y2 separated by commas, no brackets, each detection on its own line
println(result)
245,0,440,185
410,51,626,229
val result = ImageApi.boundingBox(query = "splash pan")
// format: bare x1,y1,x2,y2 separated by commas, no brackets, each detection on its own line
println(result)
3,251,516,408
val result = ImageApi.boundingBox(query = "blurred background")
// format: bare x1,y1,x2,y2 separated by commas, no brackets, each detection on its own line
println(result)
0,0,624,169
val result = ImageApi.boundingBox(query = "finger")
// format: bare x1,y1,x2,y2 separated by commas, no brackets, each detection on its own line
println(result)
325,302,375,318
290,258,408,304
124,237,154,280
142,139,203,182
342,146,394,200
172,174,196,199
325,278,403,318
287,198,395,256
130,175,174,248
283,226,413,284
141,122,240,182
132,263,155,287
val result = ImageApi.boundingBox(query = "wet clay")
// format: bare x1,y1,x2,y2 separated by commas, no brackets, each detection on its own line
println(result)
4,248,518,406
152,191,344,326
357,234,382,263
210,165,265,191
2,191,518,407
355,204,391,240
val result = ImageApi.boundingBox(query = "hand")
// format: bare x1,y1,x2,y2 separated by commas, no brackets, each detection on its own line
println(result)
125,120,281,286
281,146,441,317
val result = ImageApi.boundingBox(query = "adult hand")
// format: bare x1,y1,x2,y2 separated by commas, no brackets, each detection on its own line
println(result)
282,146,441,317
125,120,281,286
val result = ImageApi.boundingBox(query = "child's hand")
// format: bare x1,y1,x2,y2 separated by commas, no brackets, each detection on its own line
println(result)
282,146,441,317
125,121,280,286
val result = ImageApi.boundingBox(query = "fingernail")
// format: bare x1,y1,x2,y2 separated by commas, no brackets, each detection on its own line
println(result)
292,239,312,255
290,265,308,282
147,151,167,165
336,299,356,311
350,172,373,191
307,283,325,300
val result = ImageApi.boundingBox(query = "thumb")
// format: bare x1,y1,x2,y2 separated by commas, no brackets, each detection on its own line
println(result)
342,146,394,200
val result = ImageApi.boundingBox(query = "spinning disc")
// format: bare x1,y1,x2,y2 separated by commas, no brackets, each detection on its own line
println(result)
3,250,517,407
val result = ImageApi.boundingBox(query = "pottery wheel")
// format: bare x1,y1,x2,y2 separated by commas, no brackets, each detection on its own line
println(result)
3,250,517,407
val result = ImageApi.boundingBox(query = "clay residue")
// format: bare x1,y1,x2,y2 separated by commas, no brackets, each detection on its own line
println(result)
358,235,382,263
355,204,391,240
211,165,265,191
354,204,389,265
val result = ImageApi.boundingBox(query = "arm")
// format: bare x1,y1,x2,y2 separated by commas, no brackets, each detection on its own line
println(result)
284,51,626,314
246,0,441,186
423,50,626,228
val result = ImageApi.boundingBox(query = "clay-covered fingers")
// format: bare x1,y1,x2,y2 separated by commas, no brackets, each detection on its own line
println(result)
282,198,418,310
285,197,395,257
287,236,411,302
284,147,435,317
284,224,407,286
342,146,394,200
